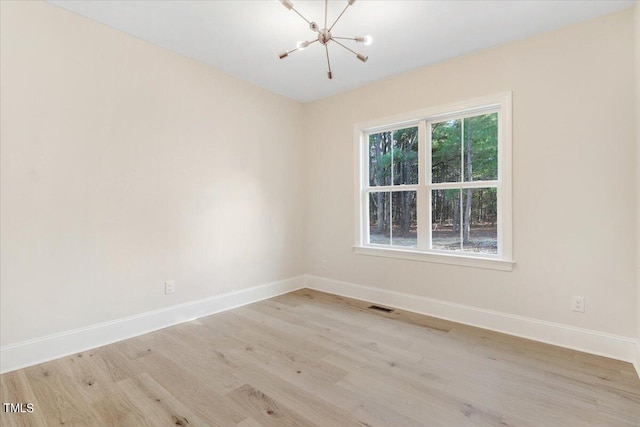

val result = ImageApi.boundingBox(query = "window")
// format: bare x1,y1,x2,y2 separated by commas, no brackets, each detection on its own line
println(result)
354,93,513,270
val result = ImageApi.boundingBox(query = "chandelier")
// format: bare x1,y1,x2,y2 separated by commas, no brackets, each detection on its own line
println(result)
278,0,371,79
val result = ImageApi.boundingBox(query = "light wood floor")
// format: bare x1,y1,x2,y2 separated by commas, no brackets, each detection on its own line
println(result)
2,289,639,426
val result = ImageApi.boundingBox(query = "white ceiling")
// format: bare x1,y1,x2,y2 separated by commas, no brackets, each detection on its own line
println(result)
48,0,634,103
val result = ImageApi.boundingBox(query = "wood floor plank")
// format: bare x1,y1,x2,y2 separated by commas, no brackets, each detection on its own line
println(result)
236,417,265,427
337,361,507,427
89,392,151,427
351,400,429,427
229,336,348,384
116,373,211,426
21,360,102,426
228,344,363,415
91,345,140,384
1,288,638,426
213,311,333,363
56,352,119,405
112,342,246,426
231,365,365,427
225,384,314,427
130,327,244,396
0,370,48,427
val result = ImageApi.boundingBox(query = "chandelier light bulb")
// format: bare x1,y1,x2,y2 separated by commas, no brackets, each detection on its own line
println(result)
280,0,293,10
363,35,372,46
296,41,310,50
356,53,368,62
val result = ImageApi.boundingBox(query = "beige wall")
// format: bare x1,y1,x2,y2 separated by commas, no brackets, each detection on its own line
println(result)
303,9,637,337
0,1,305,346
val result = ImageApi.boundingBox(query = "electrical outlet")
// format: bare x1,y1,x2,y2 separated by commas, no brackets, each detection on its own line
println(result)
571,296,585,312
165,280,175,295
321,260,328,270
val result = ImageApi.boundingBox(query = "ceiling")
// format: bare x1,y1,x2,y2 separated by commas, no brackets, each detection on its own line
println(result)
48,0,634,103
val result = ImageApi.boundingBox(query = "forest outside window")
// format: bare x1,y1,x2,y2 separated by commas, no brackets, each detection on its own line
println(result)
354,93,513,270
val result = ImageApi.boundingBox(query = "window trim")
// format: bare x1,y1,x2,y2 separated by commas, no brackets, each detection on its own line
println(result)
353,92,513,271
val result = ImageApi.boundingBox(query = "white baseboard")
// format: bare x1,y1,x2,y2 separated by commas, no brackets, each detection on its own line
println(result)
634,342,640,378
305,275,639,364
0,276,304,374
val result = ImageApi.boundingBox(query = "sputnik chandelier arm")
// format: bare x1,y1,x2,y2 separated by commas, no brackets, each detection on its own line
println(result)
278,0,371,80
279,39,319,59
325,45,333,79
328,0,354,32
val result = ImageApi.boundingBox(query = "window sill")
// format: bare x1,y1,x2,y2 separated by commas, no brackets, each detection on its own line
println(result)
353,246,514,271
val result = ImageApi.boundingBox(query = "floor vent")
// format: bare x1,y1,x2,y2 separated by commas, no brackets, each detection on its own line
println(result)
368,305,394,313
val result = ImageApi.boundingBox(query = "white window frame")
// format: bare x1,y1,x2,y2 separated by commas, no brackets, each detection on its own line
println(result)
353,92,513,271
